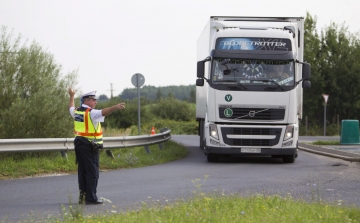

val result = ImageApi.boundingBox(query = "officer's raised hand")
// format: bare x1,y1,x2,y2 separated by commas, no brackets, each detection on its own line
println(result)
68,88,75,97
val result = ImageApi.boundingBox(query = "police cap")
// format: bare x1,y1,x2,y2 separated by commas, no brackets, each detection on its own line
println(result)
81,91,98,100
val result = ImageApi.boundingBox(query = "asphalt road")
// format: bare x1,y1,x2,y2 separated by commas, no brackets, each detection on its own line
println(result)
1,135,360,222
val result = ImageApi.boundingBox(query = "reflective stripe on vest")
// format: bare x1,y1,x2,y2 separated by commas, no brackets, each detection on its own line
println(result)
74,107,103,144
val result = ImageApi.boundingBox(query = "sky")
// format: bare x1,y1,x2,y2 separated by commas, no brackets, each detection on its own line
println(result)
1,0,359,98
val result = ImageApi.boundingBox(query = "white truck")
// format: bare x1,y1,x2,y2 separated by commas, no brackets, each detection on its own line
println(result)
196,16,311,163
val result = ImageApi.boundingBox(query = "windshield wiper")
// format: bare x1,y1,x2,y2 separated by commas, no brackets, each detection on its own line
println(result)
266,80,285,90
216,80,248,89
250,79,285,91
235,81,247,89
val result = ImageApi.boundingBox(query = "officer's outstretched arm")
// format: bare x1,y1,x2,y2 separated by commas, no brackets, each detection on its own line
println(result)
101,102,126,116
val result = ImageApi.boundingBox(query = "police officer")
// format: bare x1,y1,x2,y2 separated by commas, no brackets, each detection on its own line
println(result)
68,88,125,205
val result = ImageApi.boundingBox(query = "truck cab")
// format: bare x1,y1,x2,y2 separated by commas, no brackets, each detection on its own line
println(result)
196,17,311,163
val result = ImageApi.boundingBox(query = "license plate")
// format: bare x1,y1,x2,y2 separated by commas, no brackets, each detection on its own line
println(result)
241,148,261,153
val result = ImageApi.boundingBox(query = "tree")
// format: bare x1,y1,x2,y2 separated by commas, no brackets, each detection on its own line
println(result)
156,88,162,101
0,27,77,139
98,94,109,101
150,98,194,121
120,85,196,101
167,91,174,99
96,97,150,129
303,12,324,125
320,22,360,122
301,12,360,134
189,88,196,103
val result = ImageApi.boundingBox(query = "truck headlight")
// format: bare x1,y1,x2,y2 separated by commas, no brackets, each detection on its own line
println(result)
283,126,294,141
209,124,219,140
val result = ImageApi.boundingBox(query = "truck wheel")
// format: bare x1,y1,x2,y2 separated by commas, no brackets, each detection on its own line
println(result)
282,155,295,163
207,154,220,163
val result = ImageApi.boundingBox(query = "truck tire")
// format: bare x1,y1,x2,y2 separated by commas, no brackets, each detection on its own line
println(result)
282,155,295,163
207,153,220,162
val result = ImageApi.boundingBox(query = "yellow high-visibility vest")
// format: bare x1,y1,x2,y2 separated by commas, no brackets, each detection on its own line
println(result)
74,107,103,144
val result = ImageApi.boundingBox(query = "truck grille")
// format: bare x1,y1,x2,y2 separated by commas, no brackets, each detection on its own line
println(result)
219,107,285,120
221,127,281,146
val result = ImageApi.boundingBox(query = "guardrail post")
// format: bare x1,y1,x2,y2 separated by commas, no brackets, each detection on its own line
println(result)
144,146,151,154
105,149,115,158
158,128,169,151
60,151,68,159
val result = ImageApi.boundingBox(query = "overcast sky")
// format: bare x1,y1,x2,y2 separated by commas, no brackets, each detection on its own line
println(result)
1,0,359,97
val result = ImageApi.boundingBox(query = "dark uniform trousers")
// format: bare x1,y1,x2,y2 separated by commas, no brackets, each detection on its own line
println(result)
74,137,99,203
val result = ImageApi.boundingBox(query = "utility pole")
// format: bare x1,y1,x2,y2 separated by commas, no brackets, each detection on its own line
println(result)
107,83,116,99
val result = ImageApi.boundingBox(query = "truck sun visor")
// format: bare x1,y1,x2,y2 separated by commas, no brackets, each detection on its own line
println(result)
216,38,292,51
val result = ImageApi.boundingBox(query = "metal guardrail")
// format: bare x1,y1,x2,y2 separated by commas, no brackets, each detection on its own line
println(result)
0,129,171,153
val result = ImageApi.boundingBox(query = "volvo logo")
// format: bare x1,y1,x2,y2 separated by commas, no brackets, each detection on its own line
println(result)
249,111,256,117
225,94,232,102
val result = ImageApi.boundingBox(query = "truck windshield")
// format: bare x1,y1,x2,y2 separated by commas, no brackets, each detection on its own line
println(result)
211,59,295,87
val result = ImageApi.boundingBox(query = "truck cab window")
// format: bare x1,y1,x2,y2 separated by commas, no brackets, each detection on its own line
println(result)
211,59,295,89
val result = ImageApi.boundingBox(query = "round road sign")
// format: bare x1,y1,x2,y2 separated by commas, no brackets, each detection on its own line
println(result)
131,73,145,87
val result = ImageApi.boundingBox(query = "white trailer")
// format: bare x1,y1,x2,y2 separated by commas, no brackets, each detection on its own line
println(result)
196,16,311,163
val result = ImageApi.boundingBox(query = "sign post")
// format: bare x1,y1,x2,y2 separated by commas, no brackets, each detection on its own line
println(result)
131,73,145,135
322,94,329,136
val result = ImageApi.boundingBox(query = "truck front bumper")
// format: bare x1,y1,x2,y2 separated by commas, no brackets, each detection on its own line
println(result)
204,146,297,156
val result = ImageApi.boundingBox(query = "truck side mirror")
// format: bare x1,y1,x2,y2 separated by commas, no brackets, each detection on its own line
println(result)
302,80,311,88
197,56,211,78
302,63,311,80
196,78,204,86
197,61,205,78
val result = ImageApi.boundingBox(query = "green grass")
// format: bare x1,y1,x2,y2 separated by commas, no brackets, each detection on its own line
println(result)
311,140,341,145
53,194,360,223
0,140,187,180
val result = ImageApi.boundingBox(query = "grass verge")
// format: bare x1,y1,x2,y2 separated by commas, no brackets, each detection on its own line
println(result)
54,194,360,223
311,140,341,145
0,140,187,180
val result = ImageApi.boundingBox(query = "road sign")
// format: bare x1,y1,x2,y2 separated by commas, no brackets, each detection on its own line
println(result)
131,73,145,87
322,94,329,104
322,94,329,136
131,73,145,135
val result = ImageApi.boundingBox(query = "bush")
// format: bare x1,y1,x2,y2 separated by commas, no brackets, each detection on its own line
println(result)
0,27,77,139
87,98,198,135
96,98,151,129
326,124,340,136
150,98,195,122
300,121,341,136
129,119,198,135
299,123,322,136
